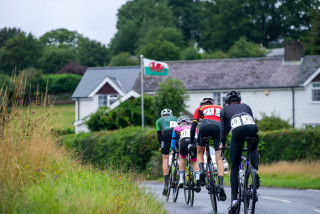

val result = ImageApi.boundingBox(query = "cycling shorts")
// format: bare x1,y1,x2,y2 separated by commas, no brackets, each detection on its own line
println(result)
198,123,221,151
161,129,173,155
178,138,191,158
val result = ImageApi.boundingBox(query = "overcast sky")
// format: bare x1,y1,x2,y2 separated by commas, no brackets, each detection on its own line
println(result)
0,0,128,46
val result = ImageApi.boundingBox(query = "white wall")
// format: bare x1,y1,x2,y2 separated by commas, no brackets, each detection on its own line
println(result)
295,84,320,127
79,95,99,120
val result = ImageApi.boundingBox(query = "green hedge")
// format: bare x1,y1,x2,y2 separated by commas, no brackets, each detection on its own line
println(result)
258,128,320,163
39,73,81,94
61,126,159,171
61,127,320,172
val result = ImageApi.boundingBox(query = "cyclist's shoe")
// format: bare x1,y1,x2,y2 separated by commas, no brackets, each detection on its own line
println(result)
162,187,168,196
217,184,227,201
228,200,239,214
256,172,260,189
195,180,201,193
199,170,206,186
178,180,184,188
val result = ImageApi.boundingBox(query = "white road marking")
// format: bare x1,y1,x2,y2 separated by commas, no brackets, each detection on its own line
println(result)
261,196,291,203
307,189,320,192
312,209,320,213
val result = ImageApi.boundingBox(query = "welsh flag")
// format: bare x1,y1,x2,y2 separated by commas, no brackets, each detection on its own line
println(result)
143,58,168,76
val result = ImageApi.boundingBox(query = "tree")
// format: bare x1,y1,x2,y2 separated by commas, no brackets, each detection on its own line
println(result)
77,37,110,67
227,37,266,58
181,46,201,60
0,33,43,74
58,62,87,75
38,46,77,74
40,28,82,48
0,27,23,48
303,10,320,55
140,40,181,61
201,50,228,59
108,52,138,66
109,0,176,55
153,78,189,117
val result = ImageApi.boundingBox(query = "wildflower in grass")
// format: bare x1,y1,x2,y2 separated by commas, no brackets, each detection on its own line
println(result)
38,168,41,171
57,139,59,143
115,172,117,175
42,172,45,175
147,174,150,178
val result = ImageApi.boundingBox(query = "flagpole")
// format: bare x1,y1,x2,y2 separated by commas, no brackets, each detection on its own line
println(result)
140,55,144,130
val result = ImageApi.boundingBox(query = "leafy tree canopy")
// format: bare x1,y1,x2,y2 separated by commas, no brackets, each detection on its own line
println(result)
40,28,82,48
0,27,23,48
227,36,267,58
108,52,139,66
140,40,181,61
153,78,189,117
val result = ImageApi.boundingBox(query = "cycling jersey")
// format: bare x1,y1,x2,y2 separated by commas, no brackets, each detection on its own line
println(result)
156,115,178,155
220,103,256,146
191,104,222,150
171,125,198,159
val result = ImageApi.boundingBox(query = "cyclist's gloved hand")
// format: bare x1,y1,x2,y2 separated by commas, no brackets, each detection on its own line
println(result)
219,142,224,150
188,144,197,159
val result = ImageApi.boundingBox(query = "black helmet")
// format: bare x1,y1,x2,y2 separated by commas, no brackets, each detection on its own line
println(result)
177,115,191,125
161,108,173,116
200,96,214,105
225,91,241,104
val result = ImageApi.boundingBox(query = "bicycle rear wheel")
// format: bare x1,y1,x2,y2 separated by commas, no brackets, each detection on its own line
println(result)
207,163,217,213
166,165,172,202
184,166,190,205
189,167,195,207
244,169,257,214
237,173,242,214
172,164,180,203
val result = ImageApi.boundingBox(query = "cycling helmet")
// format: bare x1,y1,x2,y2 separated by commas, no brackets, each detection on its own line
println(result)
200,96,214,105
177,115,191,125
225,91,241,104
161,108,173,116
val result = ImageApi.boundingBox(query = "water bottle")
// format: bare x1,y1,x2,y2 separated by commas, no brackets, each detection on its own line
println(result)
239,169,245,185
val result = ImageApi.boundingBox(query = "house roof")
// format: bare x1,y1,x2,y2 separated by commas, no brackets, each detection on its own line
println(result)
132,55,320,93
72,66,140,98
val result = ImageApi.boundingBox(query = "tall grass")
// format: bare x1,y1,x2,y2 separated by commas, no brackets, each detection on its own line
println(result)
0,74,165,213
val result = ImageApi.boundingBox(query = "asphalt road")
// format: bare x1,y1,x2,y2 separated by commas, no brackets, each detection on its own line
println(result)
143,181,320,214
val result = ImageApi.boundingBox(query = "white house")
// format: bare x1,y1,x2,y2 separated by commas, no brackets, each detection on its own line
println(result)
72,42,320,133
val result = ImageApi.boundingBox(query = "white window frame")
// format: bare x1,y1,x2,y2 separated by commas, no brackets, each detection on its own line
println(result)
99,94,119,107
311,82,320,102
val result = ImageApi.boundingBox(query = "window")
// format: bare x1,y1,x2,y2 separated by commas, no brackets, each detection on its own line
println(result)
213,92,221,106
312,82,320,101
99,95,119,107
99,95,108,107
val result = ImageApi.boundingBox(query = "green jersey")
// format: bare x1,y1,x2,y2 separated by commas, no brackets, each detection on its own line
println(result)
156,115,178,132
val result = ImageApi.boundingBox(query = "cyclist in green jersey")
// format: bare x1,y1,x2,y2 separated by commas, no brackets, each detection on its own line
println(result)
156,108,178,196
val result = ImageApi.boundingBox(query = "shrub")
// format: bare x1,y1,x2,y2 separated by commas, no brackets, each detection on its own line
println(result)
61,127,159,171
256,113,291,131
39,73,81,94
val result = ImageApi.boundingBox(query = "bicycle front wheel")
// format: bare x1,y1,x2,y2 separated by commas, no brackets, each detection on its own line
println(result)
244,169,257,214
184,166,190,205
166,165,172,202
172,164,180,203
189,167,195,207
208,163,217,213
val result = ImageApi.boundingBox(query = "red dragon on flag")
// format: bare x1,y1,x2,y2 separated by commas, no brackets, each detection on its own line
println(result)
149,62,164,72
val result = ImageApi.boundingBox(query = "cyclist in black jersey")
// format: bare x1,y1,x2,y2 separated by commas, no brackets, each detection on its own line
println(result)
219,91,260,214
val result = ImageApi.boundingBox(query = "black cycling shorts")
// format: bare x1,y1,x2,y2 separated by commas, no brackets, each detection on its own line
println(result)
161,129,173,155
178,137,192,158
198,123,221,151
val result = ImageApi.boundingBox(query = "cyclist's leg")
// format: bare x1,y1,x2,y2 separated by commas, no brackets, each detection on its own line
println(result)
197,126,209,184
229,128,245,202
161,130,172,195
178,139,188,187
246,125,260,188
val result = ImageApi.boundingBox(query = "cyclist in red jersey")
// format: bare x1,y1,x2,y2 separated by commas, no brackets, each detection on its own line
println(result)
190,96,227,201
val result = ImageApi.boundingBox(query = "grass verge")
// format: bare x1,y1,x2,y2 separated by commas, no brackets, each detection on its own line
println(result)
0,74,165,213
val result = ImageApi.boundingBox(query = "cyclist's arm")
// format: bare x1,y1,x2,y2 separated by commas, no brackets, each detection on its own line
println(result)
156,119,162,145
220,108,228,146
190,120,198,145
171,129,178,152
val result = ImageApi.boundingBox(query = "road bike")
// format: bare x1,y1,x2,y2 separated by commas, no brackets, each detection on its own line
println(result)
167,151,180,203
202,136,220,213
184,145,195,207
224,137,259,214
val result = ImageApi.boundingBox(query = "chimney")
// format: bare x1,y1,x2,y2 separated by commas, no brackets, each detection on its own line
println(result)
284,41,304,61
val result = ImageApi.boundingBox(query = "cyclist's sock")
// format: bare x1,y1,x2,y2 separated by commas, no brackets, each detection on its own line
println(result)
231,200,238,206
218,176,224,186
179,170,185,183
199,162,204,172
194,170,200,180
164,175,169,187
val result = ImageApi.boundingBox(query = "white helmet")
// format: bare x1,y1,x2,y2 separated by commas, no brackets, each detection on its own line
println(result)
200,96,214,105
161,108,173,116
177,116,191,125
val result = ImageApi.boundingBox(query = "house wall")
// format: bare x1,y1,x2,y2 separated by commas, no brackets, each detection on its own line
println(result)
79,96,99,120
295,83,320,127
